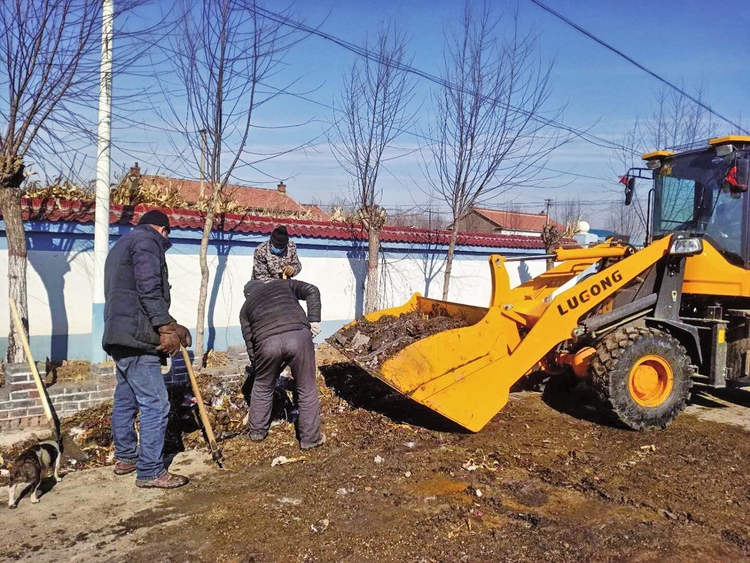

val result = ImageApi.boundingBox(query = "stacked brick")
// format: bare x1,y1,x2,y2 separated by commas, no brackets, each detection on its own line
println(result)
0,364,116,430
0,348,252,431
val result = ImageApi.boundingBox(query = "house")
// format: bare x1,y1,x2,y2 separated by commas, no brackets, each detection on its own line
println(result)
123,164,330,221
455,207,563,237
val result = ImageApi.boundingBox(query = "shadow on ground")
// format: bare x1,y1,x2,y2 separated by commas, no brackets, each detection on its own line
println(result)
513,369,621,429
320,361,467,433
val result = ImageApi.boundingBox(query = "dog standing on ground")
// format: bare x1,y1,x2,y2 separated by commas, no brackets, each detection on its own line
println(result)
7,440,62,509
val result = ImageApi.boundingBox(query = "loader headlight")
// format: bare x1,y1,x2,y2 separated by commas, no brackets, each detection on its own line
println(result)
669,237,703,255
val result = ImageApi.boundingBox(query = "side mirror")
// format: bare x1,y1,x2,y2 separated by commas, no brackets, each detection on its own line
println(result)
624,177,635,206
734,158,750,193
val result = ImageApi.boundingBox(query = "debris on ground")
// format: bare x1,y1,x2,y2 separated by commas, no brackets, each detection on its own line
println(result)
327,310,471,367
310,518,330,534
203,350,228,368
271,455,305,467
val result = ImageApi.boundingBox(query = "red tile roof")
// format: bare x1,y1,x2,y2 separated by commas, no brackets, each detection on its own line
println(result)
16,199,578,250
300,203,331,221
469,207,564,233
139,175,308,215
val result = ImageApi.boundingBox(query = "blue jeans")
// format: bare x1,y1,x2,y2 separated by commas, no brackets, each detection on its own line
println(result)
111,354,170,480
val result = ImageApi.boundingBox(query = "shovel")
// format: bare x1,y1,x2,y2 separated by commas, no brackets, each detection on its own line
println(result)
181,346,223,468
9,300,87,461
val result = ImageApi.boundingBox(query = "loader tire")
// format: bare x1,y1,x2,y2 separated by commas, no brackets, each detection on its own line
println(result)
590,326,693,430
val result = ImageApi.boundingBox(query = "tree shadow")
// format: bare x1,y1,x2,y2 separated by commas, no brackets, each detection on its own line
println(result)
206,228,232,351
518,260,532,284
416,229,444,298
26,218,88,361
319,361,468,433
346,244,367,319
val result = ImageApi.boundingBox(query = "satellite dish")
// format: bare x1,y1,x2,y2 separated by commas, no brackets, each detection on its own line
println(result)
577,220,590,233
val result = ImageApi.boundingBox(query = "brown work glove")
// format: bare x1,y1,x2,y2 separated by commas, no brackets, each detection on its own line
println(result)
174,323,192,347
157,323,181,356
281,265,295,279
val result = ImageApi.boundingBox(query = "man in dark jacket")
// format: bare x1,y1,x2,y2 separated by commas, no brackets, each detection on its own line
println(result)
103,210,191,489
240,279,324,449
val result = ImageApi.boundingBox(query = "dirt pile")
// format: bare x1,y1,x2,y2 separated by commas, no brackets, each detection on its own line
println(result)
328,310,471,367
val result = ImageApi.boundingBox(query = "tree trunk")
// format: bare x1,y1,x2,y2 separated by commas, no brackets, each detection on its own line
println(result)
193,186,222,367
364,226,381,314
0,188,28,363
441,227,459,301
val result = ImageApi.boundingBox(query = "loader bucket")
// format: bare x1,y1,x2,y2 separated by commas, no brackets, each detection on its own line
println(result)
335,255,524,432
338,296,522,432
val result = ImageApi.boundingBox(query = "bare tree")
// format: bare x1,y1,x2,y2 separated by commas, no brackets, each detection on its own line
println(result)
611,84,717,240
330,24,415,314
553,197,584,237
166,0,299,364
425,1,565,300
0,1,114,362
606,201,639,239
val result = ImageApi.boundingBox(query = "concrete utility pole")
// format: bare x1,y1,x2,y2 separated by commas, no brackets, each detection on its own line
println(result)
91,0,114,363
544,198,553,225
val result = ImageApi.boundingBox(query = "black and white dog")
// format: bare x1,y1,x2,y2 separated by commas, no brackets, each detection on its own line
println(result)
7,440,62,509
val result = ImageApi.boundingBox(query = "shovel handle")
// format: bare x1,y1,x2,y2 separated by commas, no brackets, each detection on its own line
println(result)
9,301,55,426
181,346,222,461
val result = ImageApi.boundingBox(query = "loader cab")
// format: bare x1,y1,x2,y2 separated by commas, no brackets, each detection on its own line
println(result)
642,136,750,267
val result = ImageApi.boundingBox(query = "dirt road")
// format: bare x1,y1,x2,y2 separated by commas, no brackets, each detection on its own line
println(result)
2,348,750,562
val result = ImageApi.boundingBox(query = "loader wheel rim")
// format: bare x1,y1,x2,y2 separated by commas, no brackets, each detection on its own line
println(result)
628,355,674,407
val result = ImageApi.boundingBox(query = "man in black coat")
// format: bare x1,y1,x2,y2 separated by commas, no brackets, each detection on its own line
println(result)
240,278,324,449
103,210,191,489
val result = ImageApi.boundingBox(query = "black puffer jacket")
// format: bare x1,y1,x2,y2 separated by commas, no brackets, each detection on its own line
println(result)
102,225,172,356
239,279,321,359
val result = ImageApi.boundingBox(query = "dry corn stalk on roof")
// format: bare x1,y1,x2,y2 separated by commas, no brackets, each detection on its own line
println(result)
23,177,317,219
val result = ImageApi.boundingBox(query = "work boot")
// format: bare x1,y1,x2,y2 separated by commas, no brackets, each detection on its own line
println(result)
300,432,326,451
113,460,136,476
135,471,189,489
248,431,268,442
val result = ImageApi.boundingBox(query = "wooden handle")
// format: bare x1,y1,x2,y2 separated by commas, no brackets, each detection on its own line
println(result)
9,300,55,424
181,346,220,453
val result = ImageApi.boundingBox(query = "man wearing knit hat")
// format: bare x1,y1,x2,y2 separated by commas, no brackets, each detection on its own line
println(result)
252,225,302,281
102,209,192,489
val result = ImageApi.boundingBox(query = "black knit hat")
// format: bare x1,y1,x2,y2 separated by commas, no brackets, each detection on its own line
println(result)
270,225,289,248
138,210,171,232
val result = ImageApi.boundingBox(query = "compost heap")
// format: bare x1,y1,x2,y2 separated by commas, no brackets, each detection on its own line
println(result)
328,310,471,368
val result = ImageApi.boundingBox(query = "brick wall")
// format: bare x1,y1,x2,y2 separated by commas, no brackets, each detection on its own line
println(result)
0,346,250,431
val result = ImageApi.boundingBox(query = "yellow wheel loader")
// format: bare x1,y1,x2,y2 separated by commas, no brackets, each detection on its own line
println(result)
335,135,750,432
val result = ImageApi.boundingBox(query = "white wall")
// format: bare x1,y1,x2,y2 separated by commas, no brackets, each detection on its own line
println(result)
0,227,549,360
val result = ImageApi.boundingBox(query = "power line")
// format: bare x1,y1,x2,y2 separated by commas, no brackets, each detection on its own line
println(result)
251,5,640,156
528,0,749,135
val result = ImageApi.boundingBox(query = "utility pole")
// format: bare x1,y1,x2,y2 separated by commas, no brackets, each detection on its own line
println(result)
198,129,207,201
91,0,114,364
544,198,552,225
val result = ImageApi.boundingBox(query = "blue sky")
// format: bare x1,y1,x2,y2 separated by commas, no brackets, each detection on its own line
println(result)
47,0,750,227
